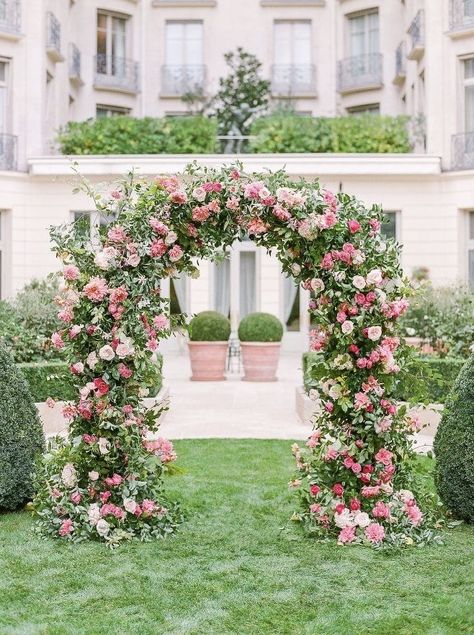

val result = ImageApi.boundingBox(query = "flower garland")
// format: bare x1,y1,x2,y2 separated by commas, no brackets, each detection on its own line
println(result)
35,163,436,547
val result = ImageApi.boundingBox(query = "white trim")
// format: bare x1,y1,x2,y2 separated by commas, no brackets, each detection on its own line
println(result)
28,154,442,177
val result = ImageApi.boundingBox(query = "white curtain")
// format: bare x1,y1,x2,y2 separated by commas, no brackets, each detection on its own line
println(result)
214,259,230,316
239,251,256,318
283,274,298,323
172,275,187,313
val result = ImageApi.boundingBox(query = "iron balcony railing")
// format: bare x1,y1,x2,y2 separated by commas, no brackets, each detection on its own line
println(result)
395,42,406,80
407,10,424,58
95,54,140,93
69,43,82,81
337,53,383,93
451,132,474,170
449,0,474,31
0,0,21,34
46,11,61,56
271,64,317,96
161,64,206,96
0,133,17,170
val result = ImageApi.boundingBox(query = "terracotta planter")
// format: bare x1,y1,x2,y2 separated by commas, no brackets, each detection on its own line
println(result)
240,342,281,382
188,341,228,381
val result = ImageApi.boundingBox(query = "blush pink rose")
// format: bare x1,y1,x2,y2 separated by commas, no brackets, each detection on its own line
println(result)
365,522,385,543
83,277,108,302
63,265,80,280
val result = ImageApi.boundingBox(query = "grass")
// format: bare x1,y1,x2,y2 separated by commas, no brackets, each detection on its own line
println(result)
0,439,473,635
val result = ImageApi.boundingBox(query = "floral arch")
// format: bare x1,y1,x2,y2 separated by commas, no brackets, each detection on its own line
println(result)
35,163,432,547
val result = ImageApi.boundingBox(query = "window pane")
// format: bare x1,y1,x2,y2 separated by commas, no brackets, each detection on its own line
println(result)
214,259,230,317
350,16,365,57
469,250,474,290
470,212,474,240
465,84,474,132
464,58,474,79
293,22,311,65
381,211,397,240
0,62,6,83
239,251,256,318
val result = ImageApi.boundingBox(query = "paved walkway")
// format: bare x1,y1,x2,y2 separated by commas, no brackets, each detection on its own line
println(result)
159,352,310,440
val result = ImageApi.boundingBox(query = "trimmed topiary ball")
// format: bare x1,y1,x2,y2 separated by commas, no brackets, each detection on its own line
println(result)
434,356,474,523
188,311,231,342
0,343,45,511
238,312,284,342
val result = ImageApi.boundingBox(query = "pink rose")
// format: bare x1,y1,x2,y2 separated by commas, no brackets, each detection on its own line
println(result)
63,265,80,280
367,326,382,341
332,483,344,497
83,277,108,302
338,526,356,544
348,220,361,234
365,522,385,543
375,448,393,466
107,226,127,243
372,501,391,519
59,518,74,536
168,244,183,262
70,491,82,504
341,320,354,335
153,314,169,330
118,363,133,378
51,332,65,349
150,240,168,258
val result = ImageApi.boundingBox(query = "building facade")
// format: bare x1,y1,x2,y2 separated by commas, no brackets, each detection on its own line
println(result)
0,0,473,347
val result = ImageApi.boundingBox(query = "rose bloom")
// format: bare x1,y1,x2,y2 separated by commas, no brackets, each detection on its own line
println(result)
109,286,128,304
338,526,356,544
87,351,98,370
83,277,108,302
124,498,138,514
99,345,115,361
69,324,82,339
96,518,110,537
365,522,385,543
375,448,393,466
63,264,80,280
51,332,64,349
341,320,354,335
126,253,141,267
367,326,382,341
59,519,74,537
352,275,366,290
150,239,168,258
61,462,77,488
98,437,110,455
192,186,206,202
153,314,169,330
372,501,391,519
366,269,383,286
347,219,361,234
168,244,183,262
149,218,169,235
70,362,84,375
107,226,127,243
116,342,133,359
332,483,344,497
70,491,82,505
88,503,101,526
118,363,133,379
353,512,371,528
89,470,99,481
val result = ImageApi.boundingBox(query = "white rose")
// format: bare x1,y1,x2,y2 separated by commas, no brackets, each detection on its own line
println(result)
334,509,354,528
138,387,149,398
99,345,115,361
352,250,366,266
291,263,301,276
88,470,99,481
310,278,324,293
353,275,366,290
192,186,206,202
126,253,141,267
123,498,137,514
165,231,177,246
88,503,101,526
328,384,343,400
367,326,382,341
333,271,346,282
96,518,110,537
61,462,77,488
366,269,383,286
116,343,133,359
354,512,370,528
397,489,414,504
94,251,110,270
98,437,110,455
341,320,354,335
86,351,98,370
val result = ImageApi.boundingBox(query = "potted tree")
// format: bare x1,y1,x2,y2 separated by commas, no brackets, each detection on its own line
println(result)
238,312,284,382
187,311,231,381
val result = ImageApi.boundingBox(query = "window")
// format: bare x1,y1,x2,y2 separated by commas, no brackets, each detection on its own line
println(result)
273,21,313,93
0,59,9,134
469,211,474,289
96,104,131,118
348,10,379,58
463,57,474,133
381,211,399,241
347,103,380,116
239,251,256,318
97,12,127,76
165,21,203,68
0,210,4,298
213,258,230,317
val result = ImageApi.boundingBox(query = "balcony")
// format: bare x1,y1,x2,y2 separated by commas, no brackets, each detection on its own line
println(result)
451,132,474,170
393,42,406,85
271,64,317,97
407,10,424,60
0,0,21,38
337,53,383,94
0,134,17,171
69,44,83,86
449,0,474,36
94,55,140,94
161,65,206,96
46,12,63,62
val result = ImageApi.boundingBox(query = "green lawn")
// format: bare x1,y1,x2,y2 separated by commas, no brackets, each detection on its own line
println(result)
1,439,473,635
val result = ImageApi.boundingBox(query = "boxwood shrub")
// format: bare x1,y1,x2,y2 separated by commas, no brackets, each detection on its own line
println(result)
188,311,231,342
302,352,465,404
434,356,474,522
238,313,283,343
0,344,44,511
57,116,218,155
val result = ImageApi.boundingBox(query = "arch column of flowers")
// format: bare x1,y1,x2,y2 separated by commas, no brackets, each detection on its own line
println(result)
34,164,435,547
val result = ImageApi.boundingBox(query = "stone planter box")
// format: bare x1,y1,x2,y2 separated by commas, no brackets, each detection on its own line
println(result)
36,385,170,438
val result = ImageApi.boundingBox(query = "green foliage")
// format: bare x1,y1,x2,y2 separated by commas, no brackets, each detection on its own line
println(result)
238,312,283,343
188,311,231,342
302,352,465,404
434,356,474,522
400,284,474,358
17,362,76,402
249,114,411,153
0,344,44,511
212,48,271,136
57,116,217,155
0,278,63,363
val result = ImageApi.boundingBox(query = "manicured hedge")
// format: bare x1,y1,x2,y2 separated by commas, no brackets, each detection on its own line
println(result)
302,352,465,404
434,356,474,522
188,311,231,342
238,312,283,342
249,114,411,154
57,116,218,155
17,355,163,402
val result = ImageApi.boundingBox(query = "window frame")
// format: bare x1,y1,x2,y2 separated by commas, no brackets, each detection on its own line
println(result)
273,19,313,67
96,104,131,118
461,55,474,133
96,10,130,76
164,20,204,67
345,8,379,58
0,57,10,135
